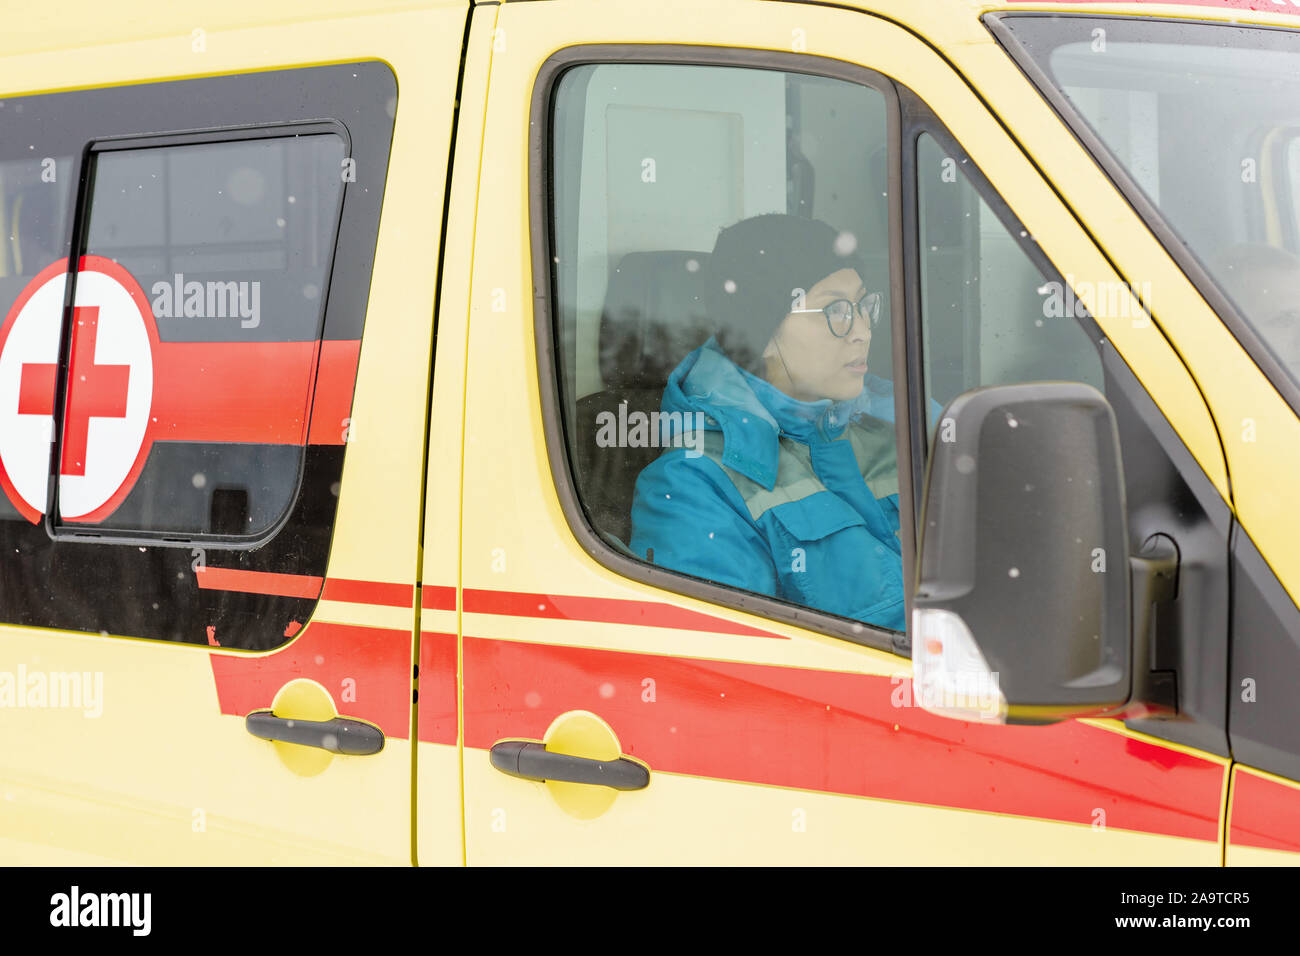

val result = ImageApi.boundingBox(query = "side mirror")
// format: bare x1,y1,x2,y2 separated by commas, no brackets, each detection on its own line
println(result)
912,383,1135,724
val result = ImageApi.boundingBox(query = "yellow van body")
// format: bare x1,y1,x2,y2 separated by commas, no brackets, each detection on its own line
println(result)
0,0,1297,865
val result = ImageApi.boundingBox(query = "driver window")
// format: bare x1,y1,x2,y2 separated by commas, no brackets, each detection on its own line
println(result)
549,61,907,634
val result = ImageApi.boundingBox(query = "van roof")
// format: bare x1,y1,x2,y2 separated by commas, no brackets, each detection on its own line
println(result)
2,0,1297,62
0,0,451,59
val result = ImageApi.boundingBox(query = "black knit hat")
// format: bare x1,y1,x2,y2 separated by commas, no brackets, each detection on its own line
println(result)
701,214,870,374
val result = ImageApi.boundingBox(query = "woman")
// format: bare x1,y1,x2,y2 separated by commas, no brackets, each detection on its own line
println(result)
629,213,906,631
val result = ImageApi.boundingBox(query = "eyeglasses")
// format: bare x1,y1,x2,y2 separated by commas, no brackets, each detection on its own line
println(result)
789,291,883,336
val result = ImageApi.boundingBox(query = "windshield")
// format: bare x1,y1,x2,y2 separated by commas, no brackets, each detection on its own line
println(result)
995,14,1300,390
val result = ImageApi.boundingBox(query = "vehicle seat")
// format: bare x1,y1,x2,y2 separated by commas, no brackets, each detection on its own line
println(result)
572,250,713,548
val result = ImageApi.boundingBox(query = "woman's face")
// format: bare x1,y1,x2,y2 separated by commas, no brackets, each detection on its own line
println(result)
763,268,871,402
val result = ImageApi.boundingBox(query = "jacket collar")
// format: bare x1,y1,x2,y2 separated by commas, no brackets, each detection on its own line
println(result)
662,337,853,490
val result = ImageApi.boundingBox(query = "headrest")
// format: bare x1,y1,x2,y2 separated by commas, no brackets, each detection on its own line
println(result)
598,250,713,391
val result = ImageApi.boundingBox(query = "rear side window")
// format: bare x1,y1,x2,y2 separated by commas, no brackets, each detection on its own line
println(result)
0,63,395,650
64,132,346,537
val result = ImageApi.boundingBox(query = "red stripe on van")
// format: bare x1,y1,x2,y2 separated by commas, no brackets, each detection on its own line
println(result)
195,566,324,599
151,339,358,446
1230,769,1300,853
463,587,787,639
320,577,414,608
462,636,1223,841
209,622,410,739
194,569,413,607
307,339,361,445
418,630,458,746
421,586,458,611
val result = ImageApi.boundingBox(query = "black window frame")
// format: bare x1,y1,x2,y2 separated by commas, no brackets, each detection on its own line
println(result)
45,120,350,550
532,44,913,656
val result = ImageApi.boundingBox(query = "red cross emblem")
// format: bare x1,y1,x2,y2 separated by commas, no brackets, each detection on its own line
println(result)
0,258,363,528
0,257,157,524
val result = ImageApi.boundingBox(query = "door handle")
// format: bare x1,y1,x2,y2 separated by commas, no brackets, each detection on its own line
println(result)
245,710,385,755
490,739,649,790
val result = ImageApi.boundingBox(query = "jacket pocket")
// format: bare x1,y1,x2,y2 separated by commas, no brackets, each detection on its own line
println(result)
765,491,904,627
766,491,866,540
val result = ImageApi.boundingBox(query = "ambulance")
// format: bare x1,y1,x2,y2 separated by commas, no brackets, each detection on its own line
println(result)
1,0,1298,866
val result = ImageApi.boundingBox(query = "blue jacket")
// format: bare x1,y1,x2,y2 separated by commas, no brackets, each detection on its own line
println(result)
629,337,907,631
